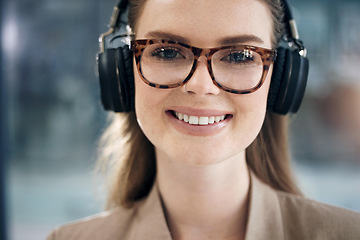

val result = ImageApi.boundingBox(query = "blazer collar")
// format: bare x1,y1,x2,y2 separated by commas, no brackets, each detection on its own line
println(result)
132,171,284,240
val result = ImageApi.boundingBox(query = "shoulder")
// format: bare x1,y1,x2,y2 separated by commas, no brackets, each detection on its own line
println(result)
46,183,170,240
46,205,138,240
276,190,360,239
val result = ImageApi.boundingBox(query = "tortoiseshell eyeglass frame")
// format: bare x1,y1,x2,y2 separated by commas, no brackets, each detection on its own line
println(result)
130,39,277,94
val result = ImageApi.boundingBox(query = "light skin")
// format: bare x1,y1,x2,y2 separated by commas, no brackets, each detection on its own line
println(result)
134,0,274,239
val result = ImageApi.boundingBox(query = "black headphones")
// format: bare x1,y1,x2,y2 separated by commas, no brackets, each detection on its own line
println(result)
97,0,309,115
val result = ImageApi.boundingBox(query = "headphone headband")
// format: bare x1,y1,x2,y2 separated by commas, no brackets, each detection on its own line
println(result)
111,0,129,29
281,0,307,57
99,0,132,52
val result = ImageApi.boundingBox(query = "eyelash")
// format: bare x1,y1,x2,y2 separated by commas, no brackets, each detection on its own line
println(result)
150,46,185,60
221,51,254,65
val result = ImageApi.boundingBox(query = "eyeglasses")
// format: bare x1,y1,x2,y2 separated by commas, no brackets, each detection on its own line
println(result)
130,39,276,94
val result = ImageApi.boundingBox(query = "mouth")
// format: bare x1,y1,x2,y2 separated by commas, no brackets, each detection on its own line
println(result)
169,110,232,125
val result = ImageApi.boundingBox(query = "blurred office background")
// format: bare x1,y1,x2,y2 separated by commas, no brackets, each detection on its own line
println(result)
1,0,360,239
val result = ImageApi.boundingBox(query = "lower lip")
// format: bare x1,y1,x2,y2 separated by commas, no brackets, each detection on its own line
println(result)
166,111,232,136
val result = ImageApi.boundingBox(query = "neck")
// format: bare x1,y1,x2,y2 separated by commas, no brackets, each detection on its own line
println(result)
156,149,250,240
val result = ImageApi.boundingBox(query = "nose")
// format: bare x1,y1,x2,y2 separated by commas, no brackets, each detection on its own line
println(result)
182,56,221,96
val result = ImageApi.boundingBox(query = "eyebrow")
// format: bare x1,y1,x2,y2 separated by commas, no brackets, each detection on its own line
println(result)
145,31,190,44
218,35,264,46
144,31,264,46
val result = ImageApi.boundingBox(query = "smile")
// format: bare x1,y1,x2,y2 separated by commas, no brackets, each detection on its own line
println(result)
172,111,229,125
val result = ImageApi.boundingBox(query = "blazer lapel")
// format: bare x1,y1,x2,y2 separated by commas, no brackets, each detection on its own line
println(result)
132,183,173,240
245,171,285,240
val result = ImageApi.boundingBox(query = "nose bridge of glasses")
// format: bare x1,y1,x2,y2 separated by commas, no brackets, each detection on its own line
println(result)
191,46,211,59
191,52,212,79
187,50,216,88
191,47,212,72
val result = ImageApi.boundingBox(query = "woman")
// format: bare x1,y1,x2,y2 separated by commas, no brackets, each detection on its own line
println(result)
48,0,360,239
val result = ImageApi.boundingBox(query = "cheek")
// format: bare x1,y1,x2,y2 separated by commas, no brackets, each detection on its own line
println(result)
134,71,156,127
134,68,168,142
235,67,271,115
230,69,272,145
248,68,272,122
133,59,161,112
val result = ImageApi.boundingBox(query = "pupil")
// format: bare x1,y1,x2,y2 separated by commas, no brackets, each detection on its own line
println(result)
232,52,244,61
163,49,177,58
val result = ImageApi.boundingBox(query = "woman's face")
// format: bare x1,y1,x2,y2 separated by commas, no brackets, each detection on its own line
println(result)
134,0,273,165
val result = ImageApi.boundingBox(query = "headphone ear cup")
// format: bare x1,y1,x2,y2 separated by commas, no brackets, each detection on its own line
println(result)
269,47,309,114
272,49,309,115
97,46,135,112
285,50,309,114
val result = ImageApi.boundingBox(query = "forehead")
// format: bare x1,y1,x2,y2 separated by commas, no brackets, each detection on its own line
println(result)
135,0,273,48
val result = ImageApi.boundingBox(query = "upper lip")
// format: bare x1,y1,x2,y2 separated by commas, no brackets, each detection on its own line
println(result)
166,106,233,117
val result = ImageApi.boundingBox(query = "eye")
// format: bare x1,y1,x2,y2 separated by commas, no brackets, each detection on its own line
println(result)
221,50,254,64
150,46,186,61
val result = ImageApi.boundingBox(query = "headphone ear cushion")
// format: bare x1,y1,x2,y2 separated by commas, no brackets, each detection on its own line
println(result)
268,47,288,111
116,46,135,112
120,46,135,112
98,49,123,112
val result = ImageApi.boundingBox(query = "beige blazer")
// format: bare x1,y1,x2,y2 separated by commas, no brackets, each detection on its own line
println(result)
47,171,360,240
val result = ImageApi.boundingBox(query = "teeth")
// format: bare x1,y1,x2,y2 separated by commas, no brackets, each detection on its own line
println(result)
178,113,184,120
199,116,209,125
189,116,199,125
174,111,227,125
184,114,189,123
208,117,215,124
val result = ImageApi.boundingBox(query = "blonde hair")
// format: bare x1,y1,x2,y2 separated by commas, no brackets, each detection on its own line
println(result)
98,0,301,209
